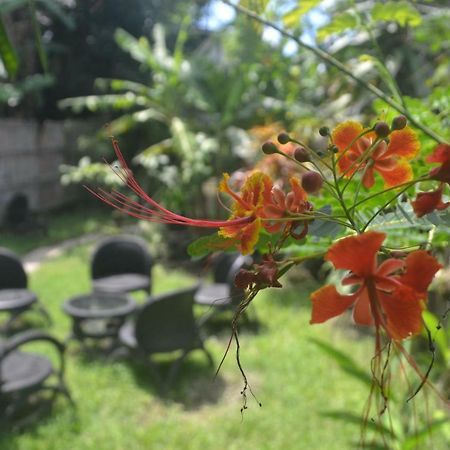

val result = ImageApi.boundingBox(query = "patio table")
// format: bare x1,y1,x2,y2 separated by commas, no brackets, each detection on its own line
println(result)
63,293,136,345
0,289,37,333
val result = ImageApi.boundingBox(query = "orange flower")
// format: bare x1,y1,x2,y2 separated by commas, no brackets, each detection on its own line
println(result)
263,176,313,238
412,185,449,217
218,172,314,254
427,143,450,184
412,143,450,217
332,121,419,188
310,231,441,340
218,171,273,255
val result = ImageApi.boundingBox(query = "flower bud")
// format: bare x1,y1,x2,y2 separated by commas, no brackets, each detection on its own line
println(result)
262,140,278,154
329,145,339,154
319,126,330,137
391,115,407,130
374,121,390,138
301,171,323,193
294,146,310,162
277,132,291,144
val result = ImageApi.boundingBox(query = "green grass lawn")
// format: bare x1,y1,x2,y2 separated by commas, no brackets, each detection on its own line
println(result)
0,243,447,449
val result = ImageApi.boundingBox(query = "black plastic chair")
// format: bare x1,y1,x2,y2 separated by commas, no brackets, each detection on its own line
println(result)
194,253,253,324
91,235,153,295
0,330,72,428
0,248,51,332
118,286,213,388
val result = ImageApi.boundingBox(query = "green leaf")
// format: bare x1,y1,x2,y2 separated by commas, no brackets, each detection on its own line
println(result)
371,1,422,27
283,0,322,28
0,17,19,79
36,0,75,29
402,418,450,450
422,311,449,363
187,233,235,257
321,411,396,437
0,0,29,14
239,0,269,15
317,12,359,42
310,338,373,386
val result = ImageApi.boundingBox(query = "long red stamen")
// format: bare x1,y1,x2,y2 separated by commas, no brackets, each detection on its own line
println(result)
86,140,255,229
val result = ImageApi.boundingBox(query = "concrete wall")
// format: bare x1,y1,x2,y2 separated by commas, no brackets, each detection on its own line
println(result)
0,119,67,222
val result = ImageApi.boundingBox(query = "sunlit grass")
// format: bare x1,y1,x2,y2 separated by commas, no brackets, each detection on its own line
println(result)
0,242,386,450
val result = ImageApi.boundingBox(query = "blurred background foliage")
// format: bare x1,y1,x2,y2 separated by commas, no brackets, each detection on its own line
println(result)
1,0,449,225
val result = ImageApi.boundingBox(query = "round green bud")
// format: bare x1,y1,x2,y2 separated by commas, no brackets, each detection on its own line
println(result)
262,140,278,154
277,132,291,144
374,121,390,138
294,146,310,163
319,126,330,137
391,115,407,130
301,171,323,194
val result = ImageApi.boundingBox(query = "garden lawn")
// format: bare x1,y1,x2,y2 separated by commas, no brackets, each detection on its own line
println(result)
0,244,401,450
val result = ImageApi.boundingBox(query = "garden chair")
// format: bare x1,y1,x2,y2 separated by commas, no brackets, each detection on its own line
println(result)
194,253,253,325
91,235,153,295
0,329,72,429
118,286,214,389
0,247,51,333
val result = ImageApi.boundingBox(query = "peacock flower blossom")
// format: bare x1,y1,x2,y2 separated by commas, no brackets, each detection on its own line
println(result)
310,231,441,340
332,121,419,188
218,171,274,254
412,143,450,217
262,176,313,239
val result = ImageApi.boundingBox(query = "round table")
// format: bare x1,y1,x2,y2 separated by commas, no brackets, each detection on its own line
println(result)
0,289,37,312
63,293,136,343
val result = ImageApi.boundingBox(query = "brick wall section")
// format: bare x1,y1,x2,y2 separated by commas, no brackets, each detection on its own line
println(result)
0,119,67,222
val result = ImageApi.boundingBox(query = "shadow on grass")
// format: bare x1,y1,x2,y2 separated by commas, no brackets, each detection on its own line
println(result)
66,339,227,410
126,355,227,411
0,394,80,448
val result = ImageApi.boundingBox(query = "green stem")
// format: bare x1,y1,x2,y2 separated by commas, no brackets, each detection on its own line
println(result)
349,177,426,211
362,184,416,231
221,0,448,145
330,151,360,232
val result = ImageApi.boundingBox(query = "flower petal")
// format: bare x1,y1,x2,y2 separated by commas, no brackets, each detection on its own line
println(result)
310,285,356,324
376,258,405,277
384,127,419,159
412,186,449,217
378,287,424,340
362,166,375,188
352,288,374,326
332,121,364,151
238,217,262,255
426,143,450,164
326,231,386,277
376,158,413,187
332,121,364,176
429,161,450,184
397,250,442,295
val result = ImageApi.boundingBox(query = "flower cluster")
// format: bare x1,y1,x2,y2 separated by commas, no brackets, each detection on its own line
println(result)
90,115,448,415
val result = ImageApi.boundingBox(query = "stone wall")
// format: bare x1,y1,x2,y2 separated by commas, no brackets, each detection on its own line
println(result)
0,119,68,222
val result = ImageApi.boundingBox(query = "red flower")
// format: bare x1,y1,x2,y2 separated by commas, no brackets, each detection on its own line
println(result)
262,176,313,238
427,143,450,184
332,121,419,188
412,185,449,217
218,171,274,254
219,173,313,253
411,143,450,217
310,231,441,340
